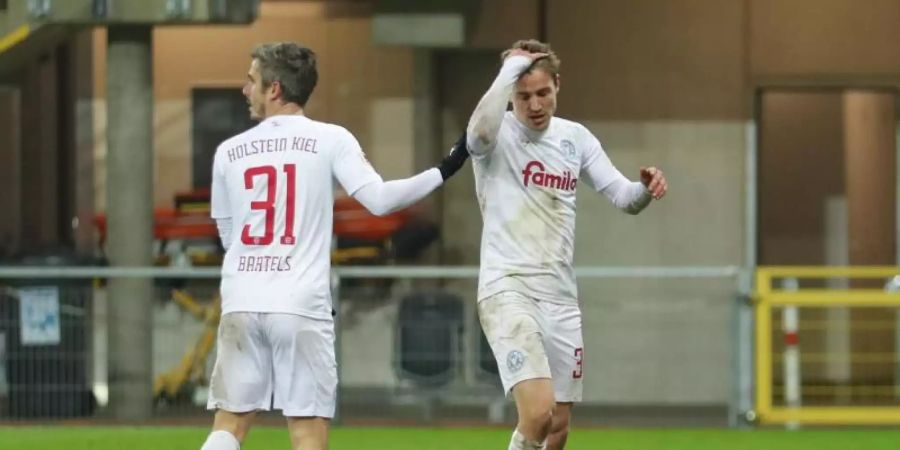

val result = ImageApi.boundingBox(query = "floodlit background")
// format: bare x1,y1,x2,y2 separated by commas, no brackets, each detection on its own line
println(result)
1,0,900,448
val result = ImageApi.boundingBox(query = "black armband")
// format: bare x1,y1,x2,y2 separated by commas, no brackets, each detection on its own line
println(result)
437,132,470,180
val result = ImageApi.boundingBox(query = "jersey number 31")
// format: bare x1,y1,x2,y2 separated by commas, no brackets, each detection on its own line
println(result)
241,164,296,246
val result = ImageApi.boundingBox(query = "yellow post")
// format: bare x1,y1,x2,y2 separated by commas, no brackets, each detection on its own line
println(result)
755,268,773,420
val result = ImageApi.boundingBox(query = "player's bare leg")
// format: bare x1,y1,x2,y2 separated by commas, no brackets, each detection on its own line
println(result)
509,378,556,449
545,402,573,450
200,409,257,449
286,416,330,450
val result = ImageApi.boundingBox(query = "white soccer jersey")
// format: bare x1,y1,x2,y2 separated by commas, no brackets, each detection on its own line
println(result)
210,115,381,319
473,112,628,305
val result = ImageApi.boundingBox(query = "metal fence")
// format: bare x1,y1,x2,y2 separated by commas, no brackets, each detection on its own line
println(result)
0,265,745,425
753,266,900,426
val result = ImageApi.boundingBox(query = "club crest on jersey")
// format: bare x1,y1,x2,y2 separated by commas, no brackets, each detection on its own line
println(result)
521,160,577,191
507,350,526,373
560,139,577,161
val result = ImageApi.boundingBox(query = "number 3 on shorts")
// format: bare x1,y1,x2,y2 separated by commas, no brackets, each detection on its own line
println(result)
573,347,584,379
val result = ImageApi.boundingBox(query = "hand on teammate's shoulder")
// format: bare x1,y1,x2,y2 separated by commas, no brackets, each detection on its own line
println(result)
437,132,471,181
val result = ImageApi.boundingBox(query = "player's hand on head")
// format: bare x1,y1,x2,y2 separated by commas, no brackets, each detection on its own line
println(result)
437,132,471,181
505,49,549,63
640,166,667,200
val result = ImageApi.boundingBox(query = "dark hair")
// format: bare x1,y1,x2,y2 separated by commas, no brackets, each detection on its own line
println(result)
500,39,561,79
251,42,318,107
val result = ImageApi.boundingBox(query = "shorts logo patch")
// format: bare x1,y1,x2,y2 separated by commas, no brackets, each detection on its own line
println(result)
506,350,526,373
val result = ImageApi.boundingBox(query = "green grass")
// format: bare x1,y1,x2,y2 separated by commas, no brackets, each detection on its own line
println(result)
2,426,900,449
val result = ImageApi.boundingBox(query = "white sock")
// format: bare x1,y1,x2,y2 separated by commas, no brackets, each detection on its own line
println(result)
200,430,240,450
508,429,544,450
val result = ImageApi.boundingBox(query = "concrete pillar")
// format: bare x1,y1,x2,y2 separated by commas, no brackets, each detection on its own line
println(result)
72,30,96,255
435,51,497,267
20,52,59,249
843,90,896,382
106,25,154,420
0,86,21,255
412,49,440,174
54,42,78,250
411,49,442,264
823,197,851,386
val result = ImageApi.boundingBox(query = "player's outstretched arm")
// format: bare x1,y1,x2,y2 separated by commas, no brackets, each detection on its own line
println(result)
351,133,470,216
580,130,666,215
466,52,540,156
598,177,653,215
591,166,667,215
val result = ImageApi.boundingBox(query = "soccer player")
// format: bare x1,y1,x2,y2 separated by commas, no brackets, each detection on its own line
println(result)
200,42,469,450
467,40,668,450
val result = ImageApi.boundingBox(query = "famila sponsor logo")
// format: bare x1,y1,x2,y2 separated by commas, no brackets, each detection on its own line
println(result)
521,160,577,191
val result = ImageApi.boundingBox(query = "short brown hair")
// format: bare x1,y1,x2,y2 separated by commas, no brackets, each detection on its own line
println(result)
251,42,318,107
500,39,561,79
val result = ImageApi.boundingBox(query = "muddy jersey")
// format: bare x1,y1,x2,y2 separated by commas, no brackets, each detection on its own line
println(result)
472,112,627,304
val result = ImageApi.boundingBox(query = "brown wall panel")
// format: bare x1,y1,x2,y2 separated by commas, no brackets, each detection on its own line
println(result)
751,0,900,77
468,0,540,49
758,91,844,265
843,90,896,381
547,0,747,120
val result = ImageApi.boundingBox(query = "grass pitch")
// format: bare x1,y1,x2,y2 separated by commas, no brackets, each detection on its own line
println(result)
2,426,900,449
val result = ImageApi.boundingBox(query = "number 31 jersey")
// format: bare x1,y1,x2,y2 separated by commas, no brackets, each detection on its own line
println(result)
211,115,381,320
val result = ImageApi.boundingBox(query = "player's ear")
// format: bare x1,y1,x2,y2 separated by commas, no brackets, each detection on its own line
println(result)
554,74,561,92
268,80,282,101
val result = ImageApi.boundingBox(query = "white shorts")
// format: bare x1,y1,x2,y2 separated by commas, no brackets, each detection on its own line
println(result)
207,312,337,418
478,292,584,402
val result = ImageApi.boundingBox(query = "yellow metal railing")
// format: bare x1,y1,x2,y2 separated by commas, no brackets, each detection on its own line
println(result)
0,24,29,53
755,266,900,425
